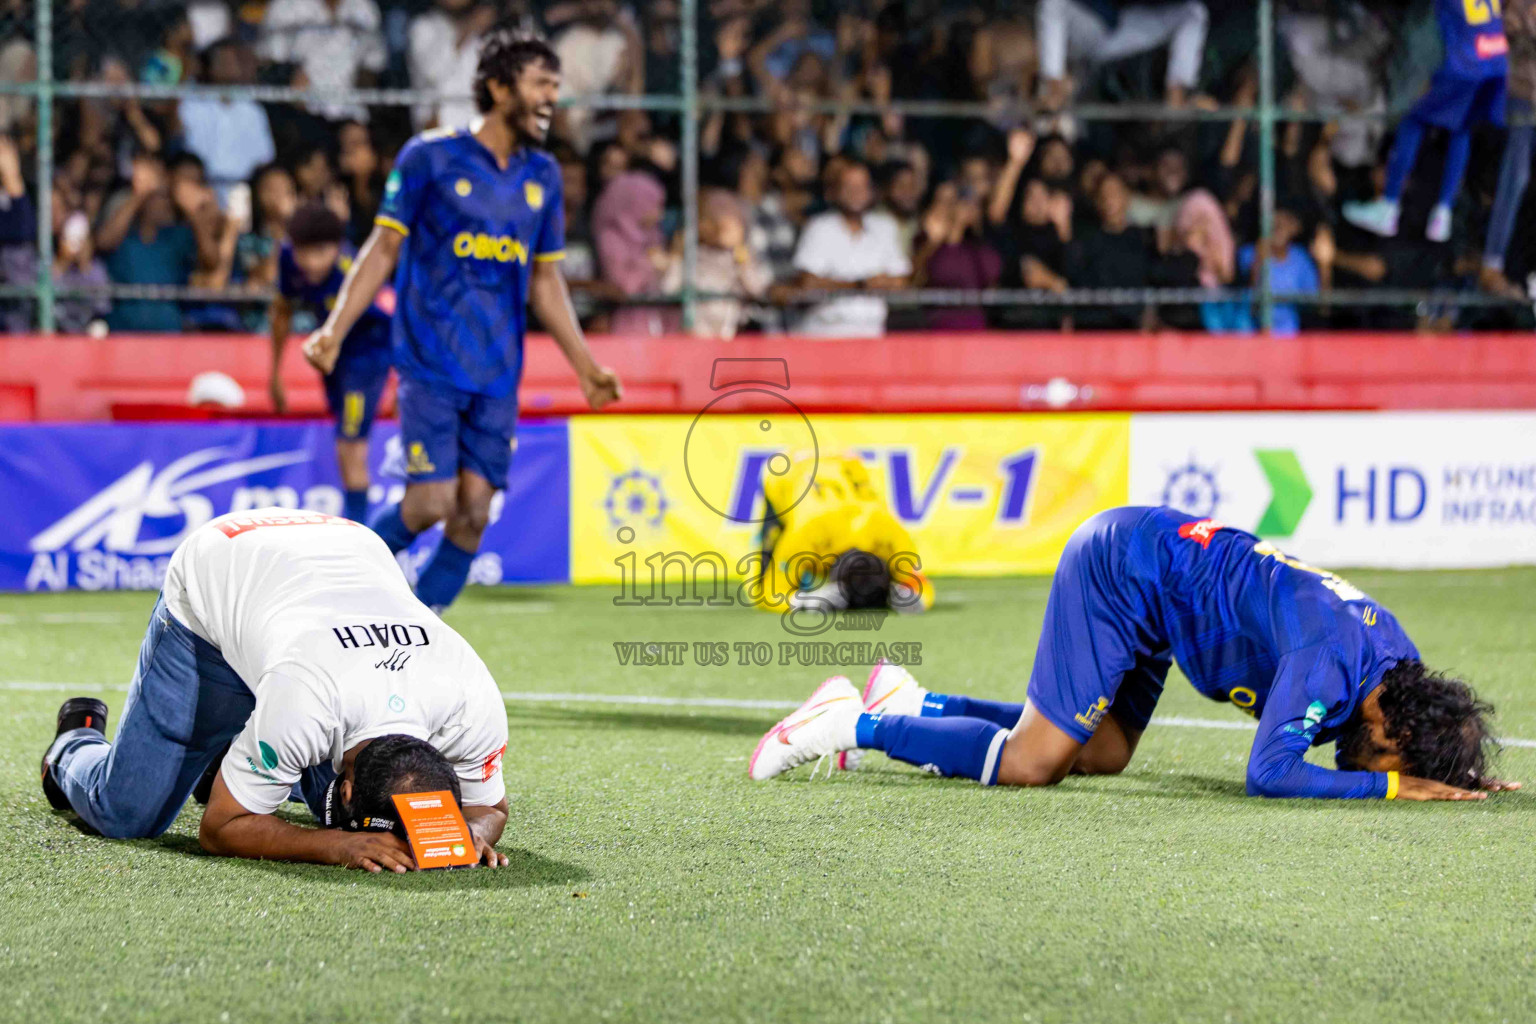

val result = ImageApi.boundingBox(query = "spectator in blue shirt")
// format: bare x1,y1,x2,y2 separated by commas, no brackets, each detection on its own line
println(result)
176,40,276,207
1234,207,1320,337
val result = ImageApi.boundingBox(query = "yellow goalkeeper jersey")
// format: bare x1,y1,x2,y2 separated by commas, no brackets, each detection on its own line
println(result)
754,454,933,611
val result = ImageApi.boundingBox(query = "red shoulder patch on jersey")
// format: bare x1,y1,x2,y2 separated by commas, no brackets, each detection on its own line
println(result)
214,511,359,538
481,744,507,782
1177,518,1226,549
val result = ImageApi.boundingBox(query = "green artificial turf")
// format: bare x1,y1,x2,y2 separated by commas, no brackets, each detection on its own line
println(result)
1,571,1533,1023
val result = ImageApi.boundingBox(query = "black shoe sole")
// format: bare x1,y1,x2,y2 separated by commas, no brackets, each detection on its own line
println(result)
42,697,111,812
57,697,109,736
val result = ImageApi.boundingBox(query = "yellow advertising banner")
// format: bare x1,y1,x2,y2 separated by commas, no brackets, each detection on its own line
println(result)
568,413,1130,583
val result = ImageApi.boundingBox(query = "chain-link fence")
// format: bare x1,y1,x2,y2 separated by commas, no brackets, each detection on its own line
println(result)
0,0,1531,335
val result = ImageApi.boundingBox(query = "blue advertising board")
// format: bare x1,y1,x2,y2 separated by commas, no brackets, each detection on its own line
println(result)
0,420,570,591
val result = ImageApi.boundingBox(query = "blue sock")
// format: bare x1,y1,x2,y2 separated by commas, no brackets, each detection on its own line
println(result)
369,502,418,554
415,538,476,611
922,692,1027,729
343,488,369,524
1438,130,1472,208
1384,118,1425,202
856,712,1008,785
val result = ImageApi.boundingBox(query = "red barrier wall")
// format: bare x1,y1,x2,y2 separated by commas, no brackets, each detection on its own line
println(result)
2,331,1535,421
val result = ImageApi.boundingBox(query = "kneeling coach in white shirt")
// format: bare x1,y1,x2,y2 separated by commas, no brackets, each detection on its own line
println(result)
40,510,510,873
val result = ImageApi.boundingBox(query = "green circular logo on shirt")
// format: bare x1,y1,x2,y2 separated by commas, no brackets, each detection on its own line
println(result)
385,170,401,196
258,741,278,770
389,695,405,713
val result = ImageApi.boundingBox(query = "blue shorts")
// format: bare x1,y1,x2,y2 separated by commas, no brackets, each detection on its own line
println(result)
1026,508,1172,744
324,355,390,441
1410,70,1506,131
397,376,518,489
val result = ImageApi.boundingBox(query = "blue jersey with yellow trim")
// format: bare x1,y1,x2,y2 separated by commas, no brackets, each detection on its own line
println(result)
375,126,565,398
1125,508,1419,798
277,243,392,368
1436,0,1507,78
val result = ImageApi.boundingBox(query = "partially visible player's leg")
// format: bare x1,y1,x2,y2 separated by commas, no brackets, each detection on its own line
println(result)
414,391,517,612
324,361,389,524
369,377,459,551
44,597,254,838
1071,649,1167,774
863,662,1024,728
416,470,495,611
335,440,371,523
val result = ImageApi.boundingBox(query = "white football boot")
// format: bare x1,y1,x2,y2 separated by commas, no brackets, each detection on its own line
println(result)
1426,203,1452,243
1341,197,1400,238
749,676,864,781
861,660,928,718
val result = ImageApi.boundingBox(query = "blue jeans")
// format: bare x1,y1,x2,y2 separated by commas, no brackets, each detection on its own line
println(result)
49,597,335,838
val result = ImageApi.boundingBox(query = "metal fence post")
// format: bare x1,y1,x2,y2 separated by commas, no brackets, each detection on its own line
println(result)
1257,0,1276,334
680,0,698,331
35,0,55,334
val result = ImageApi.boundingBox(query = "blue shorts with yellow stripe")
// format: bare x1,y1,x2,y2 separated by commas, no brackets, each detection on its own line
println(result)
323,352,391,441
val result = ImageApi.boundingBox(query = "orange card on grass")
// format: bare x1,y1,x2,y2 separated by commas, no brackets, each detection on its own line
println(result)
391,791,479,869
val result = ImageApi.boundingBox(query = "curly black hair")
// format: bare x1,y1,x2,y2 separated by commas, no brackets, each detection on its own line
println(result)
474,30,561,113
350,734,463,825
1371,660,1496,786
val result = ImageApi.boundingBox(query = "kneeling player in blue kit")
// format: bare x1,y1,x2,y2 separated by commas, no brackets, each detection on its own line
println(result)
751,506,1519,801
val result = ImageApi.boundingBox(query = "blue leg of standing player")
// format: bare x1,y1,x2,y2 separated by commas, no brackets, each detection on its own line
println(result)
1384,117,1425,203
1437,129,1473,209
415,469,497,611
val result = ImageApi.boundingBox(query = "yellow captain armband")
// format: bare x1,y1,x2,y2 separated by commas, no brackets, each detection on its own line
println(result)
1384,771,1399,800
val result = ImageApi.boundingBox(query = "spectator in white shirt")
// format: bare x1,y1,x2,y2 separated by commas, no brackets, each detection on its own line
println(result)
792,160,911,338
177,40,276,206
407,0,498,130
259,0,386,123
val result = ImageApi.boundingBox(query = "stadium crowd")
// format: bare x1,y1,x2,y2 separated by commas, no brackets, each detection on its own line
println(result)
0,0,1533,336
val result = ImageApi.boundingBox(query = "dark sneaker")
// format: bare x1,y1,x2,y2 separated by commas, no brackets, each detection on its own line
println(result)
41,697,109,811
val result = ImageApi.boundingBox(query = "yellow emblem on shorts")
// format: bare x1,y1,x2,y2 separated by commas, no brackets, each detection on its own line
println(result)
455,178,472,197
407,442,436,475
524,181,544,210
1074,696,1109,731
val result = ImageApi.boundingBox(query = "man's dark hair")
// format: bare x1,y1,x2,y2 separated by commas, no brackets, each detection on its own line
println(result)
1376,660,1496,786
350,734,463,826
832,549,892,610
474,30,560,113
286,201,345,247
167,150,206,180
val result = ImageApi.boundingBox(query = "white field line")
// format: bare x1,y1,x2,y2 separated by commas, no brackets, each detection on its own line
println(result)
0,612,132,625
3,680,1535,750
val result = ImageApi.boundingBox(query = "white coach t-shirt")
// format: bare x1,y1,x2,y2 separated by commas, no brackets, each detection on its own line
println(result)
161,509,508,816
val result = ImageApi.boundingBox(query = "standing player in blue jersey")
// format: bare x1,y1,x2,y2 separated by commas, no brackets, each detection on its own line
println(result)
1344,0,1508,243
268,202,394,525
751,507,1519,801
303,31,620,611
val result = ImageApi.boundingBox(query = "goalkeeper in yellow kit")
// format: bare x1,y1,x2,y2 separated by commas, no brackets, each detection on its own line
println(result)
754,454,934,614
